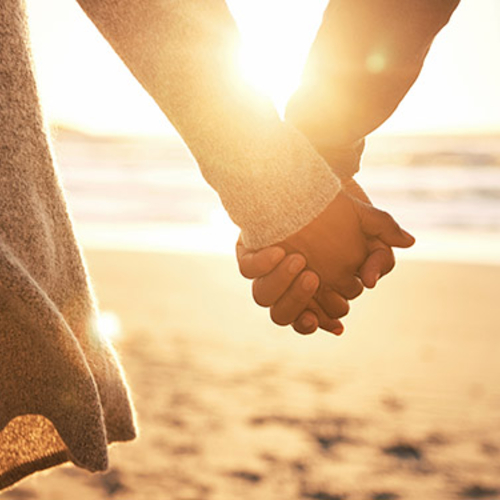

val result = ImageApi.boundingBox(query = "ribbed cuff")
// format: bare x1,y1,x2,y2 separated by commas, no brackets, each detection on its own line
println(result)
239,167,341,249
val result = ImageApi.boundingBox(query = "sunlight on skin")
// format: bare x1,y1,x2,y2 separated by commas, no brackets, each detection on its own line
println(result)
377,0,500,135
26,0,500,136
365,51,387,75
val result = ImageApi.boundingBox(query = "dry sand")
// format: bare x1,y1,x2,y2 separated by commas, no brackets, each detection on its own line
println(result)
2,250,500,500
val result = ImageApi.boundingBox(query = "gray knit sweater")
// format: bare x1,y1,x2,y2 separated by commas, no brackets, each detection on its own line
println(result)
0,0,341,489
74,0,343,249
0,0,460,489
0,0,136,489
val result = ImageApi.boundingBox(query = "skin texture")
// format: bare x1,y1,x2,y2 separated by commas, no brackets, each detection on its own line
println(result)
342,178,397,289
237,180,415,334
236,243,346,335
262,0,458,334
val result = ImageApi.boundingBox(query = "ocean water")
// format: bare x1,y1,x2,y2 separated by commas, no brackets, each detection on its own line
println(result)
53,130,500,263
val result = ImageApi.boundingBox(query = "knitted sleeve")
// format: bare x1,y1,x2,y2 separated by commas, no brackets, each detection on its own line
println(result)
0,1,136,487
286,0,461,178
75,0,341,249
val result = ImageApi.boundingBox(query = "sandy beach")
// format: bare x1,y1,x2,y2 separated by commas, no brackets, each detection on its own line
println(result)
4,0,499,496
2,249,499,500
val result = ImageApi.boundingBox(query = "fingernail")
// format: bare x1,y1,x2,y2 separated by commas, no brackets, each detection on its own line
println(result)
301,316,315,329
288,256,305,274
270,247,285,264
331,325,344,335
373,272,381,283
302,274,318,292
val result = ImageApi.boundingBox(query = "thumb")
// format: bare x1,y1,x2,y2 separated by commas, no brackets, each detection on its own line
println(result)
354,200,415,248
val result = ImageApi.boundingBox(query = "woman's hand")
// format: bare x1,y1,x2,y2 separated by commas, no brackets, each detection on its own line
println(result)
236,179,414,335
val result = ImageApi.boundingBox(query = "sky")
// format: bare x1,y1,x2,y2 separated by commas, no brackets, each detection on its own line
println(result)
26,0,500,137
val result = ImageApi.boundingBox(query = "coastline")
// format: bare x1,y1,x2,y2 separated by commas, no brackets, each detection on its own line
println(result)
73,221,500,266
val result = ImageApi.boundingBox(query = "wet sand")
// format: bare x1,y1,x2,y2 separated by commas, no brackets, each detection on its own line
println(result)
3,250,500,500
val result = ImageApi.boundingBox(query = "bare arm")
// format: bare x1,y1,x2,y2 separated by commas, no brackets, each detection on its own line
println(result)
237,0,454,333
286,0,461,178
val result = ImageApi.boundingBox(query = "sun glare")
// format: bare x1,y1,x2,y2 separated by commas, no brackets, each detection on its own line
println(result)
97,311,122,342
26,0,500,136
228,1,327,116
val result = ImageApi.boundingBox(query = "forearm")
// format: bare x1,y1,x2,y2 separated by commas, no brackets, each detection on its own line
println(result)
76,0,341,248
286,0,461,177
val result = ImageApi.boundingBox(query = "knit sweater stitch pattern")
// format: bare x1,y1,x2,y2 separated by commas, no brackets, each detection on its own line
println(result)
0,0,136,489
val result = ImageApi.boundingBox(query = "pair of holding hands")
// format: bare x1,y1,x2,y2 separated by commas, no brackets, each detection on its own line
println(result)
236,179,415,334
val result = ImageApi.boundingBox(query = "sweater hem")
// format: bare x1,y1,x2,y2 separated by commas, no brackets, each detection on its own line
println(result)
0,450,69,491
0,434,135,491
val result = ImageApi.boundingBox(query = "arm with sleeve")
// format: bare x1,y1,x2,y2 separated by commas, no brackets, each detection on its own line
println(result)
286,0,461,178
76,0,344,249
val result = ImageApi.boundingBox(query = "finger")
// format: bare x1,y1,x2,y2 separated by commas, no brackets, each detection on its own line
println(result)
269,271,320,326
331,276,364,301
359,241,395,289
302,298,345,335
292,301,345,336
315,288,350,319
354,202,415,248
236,240,286,279
252,254,309,307
291,310,319,335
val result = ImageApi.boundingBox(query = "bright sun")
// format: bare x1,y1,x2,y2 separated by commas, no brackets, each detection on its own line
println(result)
27,0,500,136
228,0,328,116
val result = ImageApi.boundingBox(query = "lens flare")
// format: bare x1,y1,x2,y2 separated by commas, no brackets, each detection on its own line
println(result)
97,311,122,342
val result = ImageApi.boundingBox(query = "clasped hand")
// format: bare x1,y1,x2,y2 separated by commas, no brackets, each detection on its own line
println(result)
236,179,415,334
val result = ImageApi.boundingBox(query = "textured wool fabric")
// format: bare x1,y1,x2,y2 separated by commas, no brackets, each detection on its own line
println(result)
0,0,136,490
0,0,461,490
0,0,340,489
75,0,342,250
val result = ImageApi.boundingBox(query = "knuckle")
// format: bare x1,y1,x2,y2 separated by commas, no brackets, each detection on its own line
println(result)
319,291,350,319
239,265,254,279
379,209,391,222
270,307,290,327
237,256,255,279
377,249,396,277
347,247,369,270
252,280,272,307
342,281,363,300
287,287,310,307
385,257,396,274
335,300,350,318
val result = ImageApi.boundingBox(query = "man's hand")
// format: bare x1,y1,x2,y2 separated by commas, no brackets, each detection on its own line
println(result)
281,190,368,300
342,178,398,288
